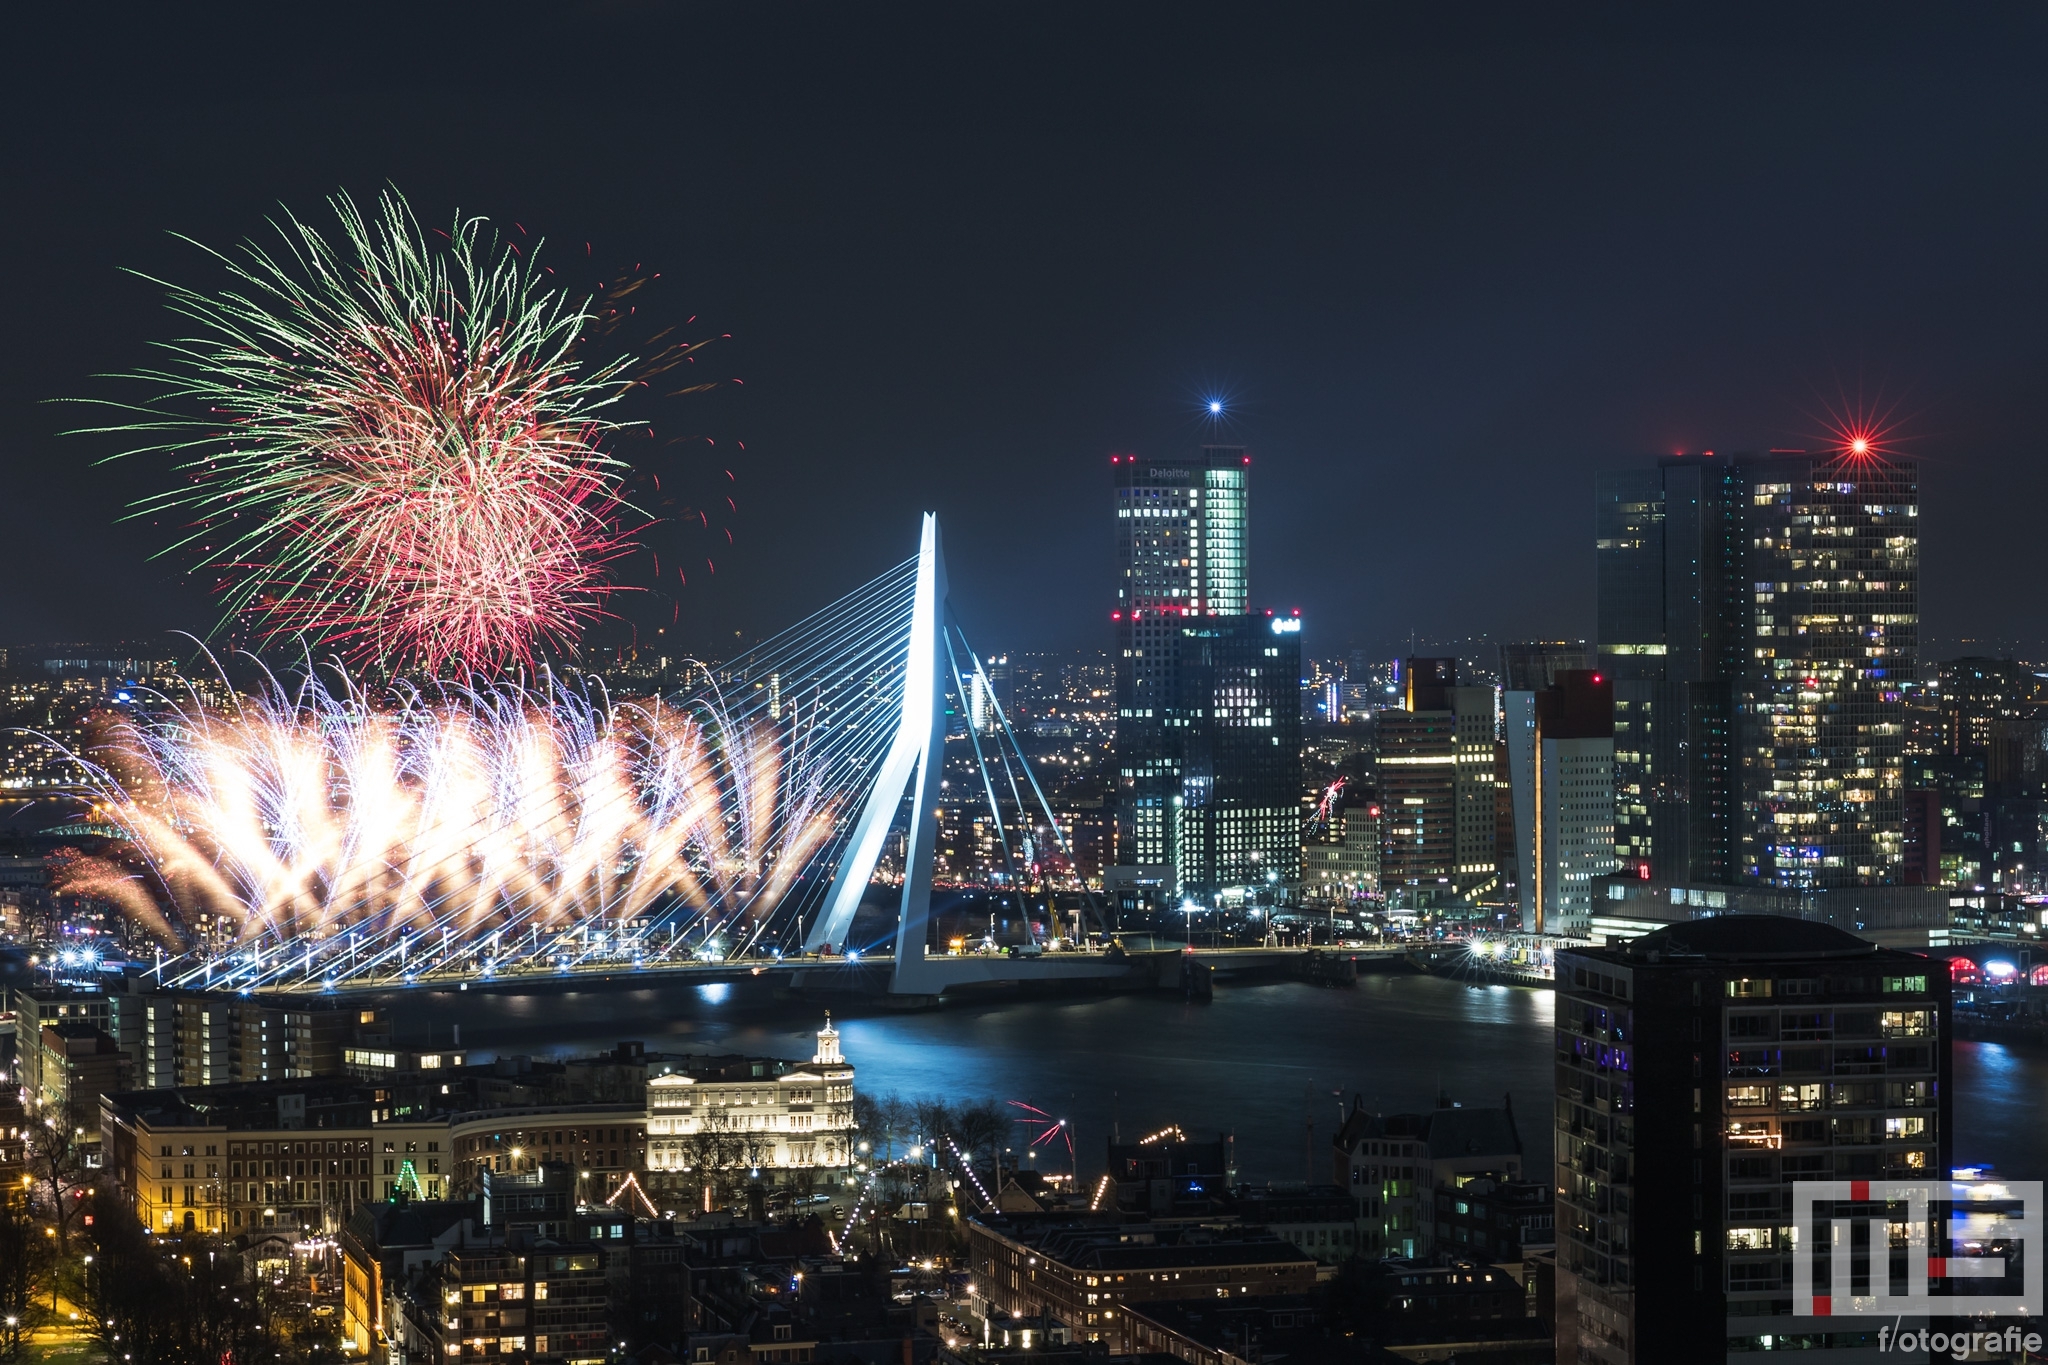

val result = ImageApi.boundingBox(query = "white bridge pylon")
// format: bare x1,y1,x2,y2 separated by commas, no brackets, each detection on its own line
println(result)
803,514,1120,996
802,513,949,985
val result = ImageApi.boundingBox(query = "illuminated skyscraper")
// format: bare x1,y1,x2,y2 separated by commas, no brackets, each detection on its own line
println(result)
1595,450,1918,892
1111,446,1273,892
1505,670,1616,935
1378,658,1498,908
1170,614,1305,898
1112,444,1249,624
1741,452,1917,888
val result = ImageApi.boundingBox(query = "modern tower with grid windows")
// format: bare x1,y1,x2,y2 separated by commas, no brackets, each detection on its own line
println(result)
1595,449,1918,894
1741,452,1918,888
1110,446,1293,898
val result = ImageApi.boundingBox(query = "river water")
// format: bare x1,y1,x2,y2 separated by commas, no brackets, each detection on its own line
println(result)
397,973,2047,1185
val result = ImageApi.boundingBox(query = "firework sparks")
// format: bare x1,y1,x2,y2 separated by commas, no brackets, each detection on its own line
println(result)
65,665,840,982
79,189,650,673
1008,1100,1074,1162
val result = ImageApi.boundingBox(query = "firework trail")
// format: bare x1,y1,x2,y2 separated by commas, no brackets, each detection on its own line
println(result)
61,664,840,983
76,188,681,673
1008,1100,1074,1162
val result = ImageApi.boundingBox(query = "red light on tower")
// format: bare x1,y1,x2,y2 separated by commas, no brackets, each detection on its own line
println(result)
1817,400,1904,462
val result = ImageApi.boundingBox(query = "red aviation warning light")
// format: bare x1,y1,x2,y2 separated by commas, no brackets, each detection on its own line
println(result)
1818,398,1906,462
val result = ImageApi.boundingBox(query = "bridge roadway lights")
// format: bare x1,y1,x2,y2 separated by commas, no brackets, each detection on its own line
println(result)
220,945,1410,999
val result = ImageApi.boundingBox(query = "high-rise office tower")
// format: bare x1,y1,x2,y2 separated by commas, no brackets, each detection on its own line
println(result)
1505,670,1616,935
1112,444,1250,625
1113,447,1285,897
1171,615,1304,898
1595,456,1747,886
1554,919,1949,1362
1595,450,1918,891
1741,453,1918,888
1114,447,1252,871
1378,658,1497,907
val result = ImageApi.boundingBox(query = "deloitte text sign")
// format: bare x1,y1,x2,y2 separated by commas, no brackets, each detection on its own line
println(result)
1791,1179,2042,1317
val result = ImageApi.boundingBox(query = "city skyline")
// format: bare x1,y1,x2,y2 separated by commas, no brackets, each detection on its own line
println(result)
6,12,2048,1365
5,8,2048,664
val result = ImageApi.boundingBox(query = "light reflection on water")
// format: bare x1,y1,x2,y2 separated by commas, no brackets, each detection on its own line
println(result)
1951,1040,2046,1179
392,976,2045,1183
410,974,1557,1181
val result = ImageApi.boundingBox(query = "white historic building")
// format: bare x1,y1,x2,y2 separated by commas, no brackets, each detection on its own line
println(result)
644,1016,855,1179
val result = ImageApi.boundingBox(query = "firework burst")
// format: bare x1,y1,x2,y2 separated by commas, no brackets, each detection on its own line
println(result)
79,189,649,673
60,664,840,972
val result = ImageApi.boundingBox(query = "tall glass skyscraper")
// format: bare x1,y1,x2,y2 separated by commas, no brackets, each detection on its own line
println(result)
1595,450,1918,891
1741,453,1917,887
1595,456,1747,885
1112,446,1294,896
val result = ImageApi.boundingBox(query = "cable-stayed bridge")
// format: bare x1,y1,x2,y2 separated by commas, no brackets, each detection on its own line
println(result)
107,515,1374,1000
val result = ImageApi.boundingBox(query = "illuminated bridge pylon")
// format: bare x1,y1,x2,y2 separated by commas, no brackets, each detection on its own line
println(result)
105,513,1100,997
804,513,1109,995
801,513,948,977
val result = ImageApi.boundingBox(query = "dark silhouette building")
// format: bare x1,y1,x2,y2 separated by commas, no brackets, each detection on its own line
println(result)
1595,456,1747,887
1553,917,1949,1362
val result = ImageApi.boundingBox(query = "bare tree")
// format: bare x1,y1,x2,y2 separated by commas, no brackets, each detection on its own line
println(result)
21,1108,93,1255
911,1097,954,1151
0,1195,50,1359
951,1100,1006,1202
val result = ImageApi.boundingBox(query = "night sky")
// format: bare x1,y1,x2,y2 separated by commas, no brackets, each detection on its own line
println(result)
5,5,2046,662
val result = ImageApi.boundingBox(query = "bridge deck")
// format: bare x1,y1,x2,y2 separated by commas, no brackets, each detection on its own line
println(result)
219,943,1411,998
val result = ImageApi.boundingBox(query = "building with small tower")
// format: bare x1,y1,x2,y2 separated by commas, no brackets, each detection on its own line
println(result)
643,1016,856,1193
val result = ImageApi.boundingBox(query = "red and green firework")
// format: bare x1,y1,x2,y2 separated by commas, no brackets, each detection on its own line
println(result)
83,189,644,673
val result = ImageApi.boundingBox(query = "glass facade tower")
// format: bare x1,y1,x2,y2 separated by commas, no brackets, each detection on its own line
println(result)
1595,457,1747,886
1112,446,1274,892
1595,451,1918,891
1741,454,1918,888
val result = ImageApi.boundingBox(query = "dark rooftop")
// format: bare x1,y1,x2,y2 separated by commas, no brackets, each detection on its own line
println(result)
973,1216,1315,1274
344,1198,480,1253
1331,1098,1521,1164
1614,915,1883,963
